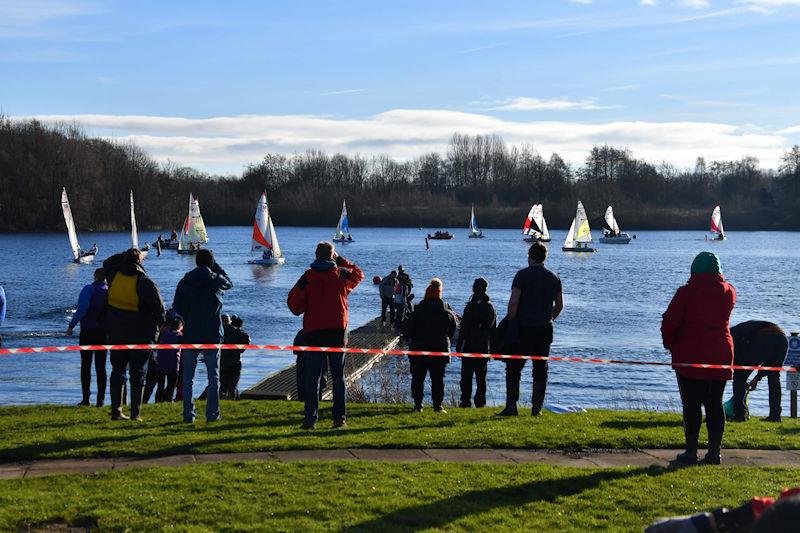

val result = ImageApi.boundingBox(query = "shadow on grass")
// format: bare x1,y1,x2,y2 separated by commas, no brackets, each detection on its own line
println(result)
342,466,665,532
599,420,683,430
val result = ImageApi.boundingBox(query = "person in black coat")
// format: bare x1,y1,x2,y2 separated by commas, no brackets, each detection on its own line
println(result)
403,278,457,412
457,278,497,408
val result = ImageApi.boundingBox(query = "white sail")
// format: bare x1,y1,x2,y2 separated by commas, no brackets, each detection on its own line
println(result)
710,205,724,235
604,206,620,235
574,201,592,243
469,205,481,236
334,200,349,240
540,206,550,240
181,193,209,249
251,192,282,257
61,188,81,260
522,205,537,235
130,191,139,249
563,218,577,248
266,200,282,258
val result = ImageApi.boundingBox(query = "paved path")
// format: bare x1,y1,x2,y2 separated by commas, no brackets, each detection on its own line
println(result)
1,448,799,479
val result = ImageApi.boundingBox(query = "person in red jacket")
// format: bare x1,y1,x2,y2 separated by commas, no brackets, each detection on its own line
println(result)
661,251,736,465
287,241,364,429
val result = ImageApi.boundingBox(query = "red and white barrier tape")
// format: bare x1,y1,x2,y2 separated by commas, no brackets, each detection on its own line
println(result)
0,343,795,372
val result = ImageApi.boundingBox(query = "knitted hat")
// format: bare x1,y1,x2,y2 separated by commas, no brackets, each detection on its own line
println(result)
691,251,722,274
473,277,488,294
424,278,443,299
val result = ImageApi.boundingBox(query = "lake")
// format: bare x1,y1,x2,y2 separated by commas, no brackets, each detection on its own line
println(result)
1,226,799,415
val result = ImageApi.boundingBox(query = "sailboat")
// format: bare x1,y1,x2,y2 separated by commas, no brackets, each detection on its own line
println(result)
177,193,209,255
61,187,97,264
709,205,726,241
598,206,631,244
248,191,285,265
332,200,353,243
523,204,551,242
129,191,150,257
562,200,596,253
467,205,484,238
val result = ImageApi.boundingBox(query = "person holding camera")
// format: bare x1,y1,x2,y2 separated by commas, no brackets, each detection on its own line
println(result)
173,249,233,423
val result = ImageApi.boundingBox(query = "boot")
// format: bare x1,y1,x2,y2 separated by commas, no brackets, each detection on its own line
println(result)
531,385,547,416
497,372,519,416
675,432,698,465
110,381,128,420
704,432,722,465
130,381,145,421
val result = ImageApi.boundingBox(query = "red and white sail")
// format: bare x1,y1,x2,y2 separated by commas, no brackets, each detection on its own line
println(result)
710,205,724,235
251,192,282,257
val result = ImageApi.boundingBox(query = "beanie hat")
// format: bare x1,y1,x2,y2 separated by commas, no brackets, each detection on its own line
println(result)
473,277,488,294
424,278,443,299
691,251,722,275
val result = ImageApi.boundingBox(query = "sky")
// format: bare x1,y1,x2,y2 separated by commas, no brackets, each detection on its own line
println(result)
2,0,800,175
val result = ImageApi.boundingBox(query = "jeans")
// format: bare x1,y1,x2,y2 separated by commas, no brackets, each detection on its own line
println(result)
381,297,395,324
182,348,220,422
79,327,107,405
302,328,347,424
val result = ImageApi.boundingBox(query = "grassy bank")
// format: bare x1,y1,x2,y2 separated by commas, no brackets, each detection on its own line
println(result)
2,401,800,461
1,461,797,531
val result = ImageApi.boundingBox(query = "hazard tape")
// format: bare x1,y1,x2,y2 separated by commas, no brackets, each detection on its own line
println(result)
0,343,795,372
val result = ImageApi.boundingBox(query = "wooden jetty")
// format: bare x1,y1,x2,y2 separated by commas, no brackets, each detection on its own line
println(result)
241,318,400,400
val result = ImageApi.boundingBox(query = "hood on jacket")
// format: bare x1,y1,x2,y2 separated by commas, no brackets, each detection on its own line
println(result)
183,266,220,288
691,251,722,274
310,259,336,272
687,272,730,296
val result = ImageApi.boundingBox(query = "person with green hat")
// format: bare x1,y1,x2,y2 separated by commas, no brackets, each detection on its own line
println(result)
661,251,736,465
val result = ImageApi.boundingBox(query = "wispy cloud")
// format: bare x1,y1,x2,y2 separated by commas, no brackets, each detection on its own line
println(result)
93,75,117,85
474,96,621,111
457,42,509,54
660,93,755,108
679,0,710,9
317,88,365,96
737,0,800,6
640,0,658,6
602,84,642,92
568,0,593,4
12,110,793,173
0,0,104,37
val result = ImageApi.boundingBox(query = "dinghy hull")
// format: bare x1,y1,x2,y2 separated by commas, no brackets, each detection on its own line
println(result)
248,257,286,265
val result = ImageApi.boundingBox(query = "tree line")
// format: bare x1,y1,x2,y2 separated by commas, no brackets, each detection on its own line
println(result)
1,117,800,232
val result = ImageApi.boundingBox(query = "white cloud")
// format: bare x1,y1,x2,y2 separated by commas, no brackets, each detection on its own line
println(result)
473,97,619,111
641,0,658,5
680,0,710,8
317,88,364,96
568,0,593,4
737,0,800,5
12,110,794,173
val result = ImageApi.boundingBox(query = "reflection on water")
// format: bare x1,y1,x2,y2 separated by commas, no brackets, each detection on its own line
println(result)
1,227,799,414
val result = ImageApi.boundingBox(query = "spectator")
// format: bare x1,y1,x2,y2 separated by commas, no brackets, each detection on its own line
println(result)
220,315,251,400
730,320,788,422
403,278,458,413
457,277,497,408
155,314,183,402
288,241,364,429
499,242,563,416
173,249,233,423
379,271,398,327
662,251,736,465
103,249,165,421
67,268,108,407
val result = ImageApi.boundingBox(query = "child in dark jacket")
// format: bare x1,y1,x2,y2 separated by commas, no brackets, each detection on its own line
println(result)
156,315,183,402
220,315,251,400
457,278,497,408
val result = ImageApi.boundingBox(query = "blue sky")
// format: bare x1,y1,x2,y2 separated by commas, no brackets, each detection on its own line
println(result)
2,0,800,173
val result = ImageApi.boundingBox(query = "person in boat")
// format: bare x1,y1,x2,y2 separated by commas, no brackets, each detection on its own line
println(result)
173,249,233,423
219,315,251,400
287,242,364,429
729,321,787,422
103,248,166,421
66,268,108,407
457,278,496,408
347,234,353,241
170,230,179,241
262,248,273,260
661,251,736,465
499,242,563,416
403,278,458,413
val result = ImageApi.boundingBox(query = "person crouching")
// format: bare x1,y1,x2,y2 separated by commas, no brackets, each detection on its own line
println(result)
403,278,458,413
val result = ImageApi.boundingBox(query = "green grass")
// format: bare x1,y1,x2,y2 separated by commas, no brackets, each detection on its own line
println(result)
1,401,799,461
1,461,798,531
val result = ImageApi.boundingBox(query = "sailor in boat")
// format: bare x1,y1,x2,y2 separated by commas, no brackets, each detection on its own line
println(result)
262,248,274,261
347,234,353,241
170,229,179,241
80,243,98,258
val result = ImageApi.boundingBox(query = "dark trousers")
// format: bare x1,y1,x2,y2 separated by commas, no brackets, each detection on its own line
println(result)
381,297,395,324
156,371,178,402
220,363,242,400
677,374,726,448
410,356,447,409
459,357,487,407
732,333,787,419
79,328,107,405
393,302,406,328
303,329,347,424
296,355,327,401
110,349,151,417
143,353,159,403
504,324,552,414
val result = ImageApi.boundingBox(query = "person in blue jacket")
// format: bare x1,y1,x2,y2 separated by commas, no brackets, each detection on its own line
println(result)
67,269,109,406
173,249,232,423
